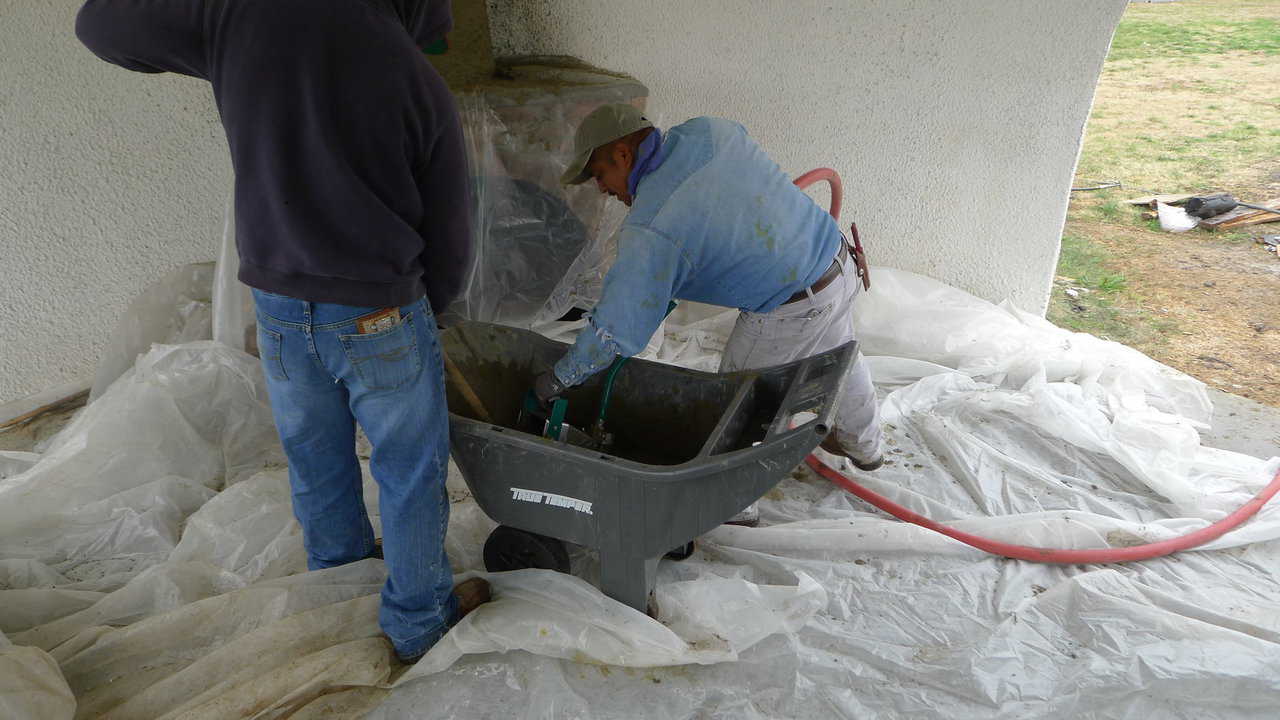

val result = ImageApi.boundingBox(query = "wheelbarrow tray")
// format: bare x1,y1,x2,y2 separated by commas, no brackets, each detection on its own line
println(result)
442,322,855,612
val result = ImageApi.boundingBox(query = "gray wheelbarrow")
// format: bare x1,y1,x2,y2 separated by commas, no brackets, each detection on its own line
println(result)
441,322,856,613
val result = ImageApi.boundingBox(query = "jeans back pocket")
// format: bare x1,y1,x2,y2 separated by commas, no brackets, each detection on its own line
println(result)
339,314,422,391
257,326,289,381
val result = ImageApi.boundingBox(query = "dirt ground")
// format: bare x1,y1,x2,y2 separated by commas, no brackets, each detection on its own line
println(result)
1070,215,1280,403
1052,1,1280,408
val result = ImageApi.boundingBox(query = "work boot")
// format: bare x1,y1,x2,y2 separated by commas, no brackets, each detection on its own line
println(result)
819,433,884,472
396,577,492,665
452,577,492,618
724,502,760,527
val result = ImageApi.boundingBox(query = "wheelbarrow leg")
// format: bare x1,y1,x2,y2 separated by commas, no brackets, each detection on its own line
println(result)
598,551,661,614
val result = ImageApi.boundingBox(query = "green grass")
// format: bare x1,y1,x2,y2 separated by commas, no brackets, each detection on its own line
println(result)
1096,274,1128,293
1056,234,1129,293
1220,230,1260,244
1076,121,1280,192
1108,19,1280,61
1096,196,1124,222
1048,234,1176,345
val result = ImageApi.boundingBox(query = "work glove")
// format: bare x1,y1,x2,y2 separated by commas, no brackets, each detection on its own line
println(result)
534,370,568,411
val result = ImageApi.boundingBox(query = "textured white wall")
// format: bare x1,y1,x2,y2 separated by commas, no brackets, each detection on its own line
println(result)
487,0,1126,314
0,2,229,405
1,1,1124,405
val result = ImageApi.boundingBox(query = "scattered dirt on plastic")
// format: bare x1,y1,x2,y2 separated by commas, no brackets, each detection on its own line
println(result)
570,650,603,667
657,665,694,681
912,646,948,663
1106,530,1148,548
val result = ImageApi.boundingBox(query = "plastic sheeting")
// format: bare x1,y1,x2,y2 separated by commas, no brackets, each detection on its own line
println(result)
204,89,637,346
211,194,253,353
442,91,634,329
88,263,215,402
0,630,74,720
3,267,1280,718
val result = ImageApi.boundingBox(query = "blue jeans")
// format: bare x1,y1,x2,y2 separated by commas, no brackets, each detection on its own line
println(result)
252,289,457,659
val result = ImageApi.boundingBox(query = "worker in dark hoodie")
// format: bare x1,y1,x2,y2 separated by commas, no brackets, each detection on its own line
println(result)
76,0,487,664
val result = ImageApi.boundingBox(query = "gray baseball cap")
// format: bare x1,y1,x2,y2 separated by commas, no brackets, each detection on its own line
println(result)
560,103,653,186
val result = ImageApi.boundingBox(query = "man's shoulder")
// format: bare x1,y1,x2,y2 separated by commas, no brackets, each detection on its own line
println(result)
656,116,746,172
668,116,746,140
629,118,748,225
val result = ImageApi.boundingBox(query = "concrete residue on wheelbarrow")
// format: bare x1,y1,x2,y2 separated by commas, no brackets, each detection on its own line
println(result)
4,268,1280,718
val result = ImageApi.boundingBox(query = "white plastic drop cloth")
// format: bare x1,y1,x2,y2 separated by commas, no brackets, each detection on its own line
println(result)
88,263,216,403
1,630,74,720
3,267,1279,719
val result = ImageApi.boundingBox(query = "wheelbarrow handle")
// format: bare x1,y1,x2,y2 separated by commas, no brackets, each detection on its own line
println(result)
764,340,858,441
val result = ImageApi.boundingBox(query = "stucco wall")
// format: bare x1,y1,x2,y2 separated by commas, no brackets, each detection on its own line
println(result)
0,2,230,405
1,0,1124,405
487,0,1126,314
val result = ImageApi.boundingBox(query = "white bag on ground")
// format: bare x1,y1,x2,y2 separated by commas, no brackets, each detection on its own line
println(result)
1158,200,1199,232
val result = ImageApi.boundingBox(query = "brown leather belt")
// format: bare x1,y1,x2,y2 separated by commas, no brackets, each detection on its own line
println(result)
783,238,850,305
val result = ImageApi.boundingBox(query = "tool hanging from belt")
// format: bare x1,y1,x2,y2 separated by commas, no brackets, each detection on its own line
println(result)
849,222,871,291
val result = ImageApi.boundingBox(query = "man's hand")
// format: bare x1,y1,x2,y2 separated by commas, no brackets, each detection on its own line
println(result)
534,371,567,411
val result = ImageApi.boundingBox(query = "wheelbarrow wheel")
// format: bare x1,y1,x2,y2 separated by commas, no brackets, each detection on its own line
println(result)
665,541,695,561
484,525,571,574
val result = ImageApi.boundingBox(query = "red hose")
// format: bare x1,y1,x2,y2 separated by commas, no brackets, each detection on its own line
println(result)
793,168,842,219
806,454,1280,563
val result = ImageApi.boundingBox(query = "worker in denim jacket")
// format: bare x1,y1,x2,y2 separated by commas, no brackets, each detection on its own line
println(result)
535,105,884,523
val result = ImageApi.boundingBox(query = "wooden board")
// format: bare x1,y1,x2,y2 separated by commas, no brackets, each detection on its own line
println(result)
1199,197,1280,231
1124,193,1195,207
0,389,89,431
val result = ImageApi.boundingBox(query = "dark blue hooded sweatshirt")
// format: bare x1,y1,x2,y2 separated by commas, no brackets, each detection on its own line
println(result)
75,0,472,313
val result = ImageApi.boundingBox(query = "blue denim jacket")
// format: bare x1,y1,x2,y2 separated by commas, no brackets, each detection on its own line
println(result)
554,117,842,386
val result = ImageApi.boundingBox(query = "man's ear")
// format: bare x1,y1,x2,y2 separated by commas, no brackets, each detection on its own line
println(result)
611,141,633,168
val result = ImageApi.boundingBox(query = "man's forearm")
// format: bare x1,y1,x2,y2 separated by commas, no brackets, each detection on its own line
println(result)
551,225,683,387
553,318,623,387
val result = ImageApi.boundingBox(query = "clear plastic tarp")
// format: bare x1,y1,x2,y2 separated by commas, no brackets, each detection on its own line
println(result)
204,87,639,353
441,87,637,329
4,263,1280,718
88,263,215,403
